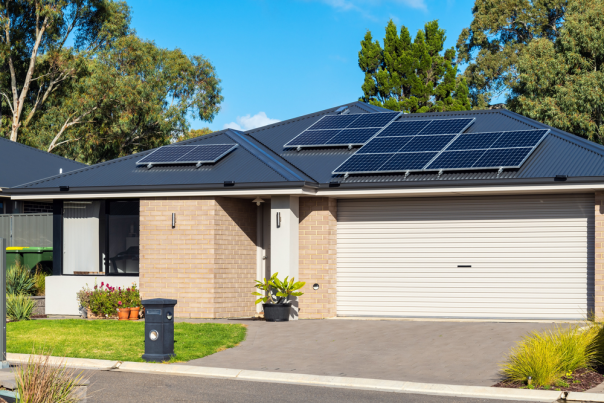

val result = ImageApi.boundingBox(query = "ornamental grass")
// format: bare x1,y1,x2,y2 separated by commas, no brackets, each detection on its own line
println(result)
14,352,88,403
500,324,600,387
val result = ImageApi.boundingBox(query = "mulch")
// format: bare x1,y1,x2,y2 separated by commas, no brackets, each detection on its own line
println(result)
493,367,604,392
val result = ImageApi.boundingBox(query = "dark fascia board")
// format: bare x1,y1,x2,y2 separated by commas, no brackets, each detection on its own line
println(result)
6,181,317,196
318,175,604,190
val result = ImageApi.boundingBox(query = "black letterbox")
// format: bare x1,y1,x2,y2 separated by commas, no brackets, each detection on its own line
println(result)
141,298,177,362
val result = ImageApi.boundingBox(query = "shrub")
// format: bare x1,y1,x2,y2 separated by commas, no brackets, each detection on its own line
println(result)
77,282,141,317
15,352,87,403
501,325,599,386
7,294,35,321
7,262,35,296
32,264,50,296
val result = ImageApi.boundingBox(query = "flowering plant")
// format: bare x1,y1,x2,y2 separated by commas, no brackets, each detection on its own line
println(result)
77,281,141,317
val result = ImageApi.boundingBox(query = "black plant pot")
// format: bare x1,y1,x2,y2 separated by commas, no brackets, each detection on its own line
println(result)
263,303,292,322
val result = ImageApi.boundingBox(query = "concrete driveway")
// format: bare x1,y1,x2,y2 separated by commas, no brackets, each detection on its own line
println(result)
179,319,555,386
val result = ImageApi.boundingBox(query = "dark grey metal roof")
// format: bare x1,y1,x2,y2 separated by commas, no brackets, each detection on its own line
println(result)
0,137,86,188
13,130,311,190
11,101,604,193
248,107,604,184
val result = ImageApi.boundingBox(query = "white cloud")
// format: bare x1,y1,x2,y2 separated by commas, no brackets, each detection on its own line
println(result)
223,112,281,131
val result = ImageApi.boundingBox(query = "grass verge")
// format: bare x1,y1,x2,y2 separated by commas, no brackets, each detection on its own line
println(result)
7,320,247,363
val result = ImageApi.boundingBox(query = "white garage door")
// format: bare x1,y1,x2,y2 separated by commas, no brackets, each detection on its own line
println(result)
337,194,594,319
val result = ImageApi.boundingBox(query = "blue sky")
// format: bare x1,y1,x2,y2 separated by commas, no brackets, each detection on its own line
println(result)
125,0,476,131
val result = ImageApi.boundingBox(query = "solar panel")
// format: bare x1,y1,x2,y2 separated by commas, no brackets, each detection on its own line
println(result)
326,128,380,145
307,114,360,130
347,112,398,128
284,112,400,148
399,135,456,152
333,128,549,175
376,121,431,137
418,118,474,135
286,129,340,146
136,144,237,166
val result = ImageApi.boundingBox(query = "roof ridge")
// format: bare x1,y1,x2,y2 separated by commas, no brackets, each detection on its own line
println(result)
242,131,319,183
15,148,155,188
225,129,315,182
0,137,87,167
497,109,604,156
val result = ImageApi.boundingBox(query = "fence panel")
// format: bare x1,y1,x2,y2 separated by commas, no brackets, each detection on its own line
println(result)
11,214,53,247
0,217,10,246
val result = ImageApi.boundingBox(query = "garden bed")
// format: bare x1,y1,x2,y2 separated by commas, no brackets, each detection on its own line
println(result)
7,319,247,363
494,367,604,392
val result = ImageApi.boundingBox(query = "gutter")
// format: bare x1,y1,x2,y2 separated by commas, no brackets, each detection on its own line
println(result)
8,182,318,200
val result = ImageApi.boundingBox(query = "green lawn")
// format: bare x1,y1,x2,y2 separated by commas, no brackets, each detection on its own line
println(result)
7,320,247,363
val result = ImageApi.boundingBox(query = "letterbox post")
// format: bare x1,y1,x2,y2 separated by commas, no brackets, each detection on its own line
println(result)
0,238,6,368
141,298,177,362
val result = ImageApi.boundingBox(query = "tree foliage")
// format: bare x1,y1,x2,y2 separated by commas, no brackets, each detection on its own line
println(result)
0,0,223,164
359,20,470,113
456,0,567,108
510,0,604,143
177,127,213,143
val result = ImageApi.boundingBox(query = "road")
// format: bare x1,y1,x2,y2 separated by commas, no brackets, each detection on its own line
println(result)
86,370,535,403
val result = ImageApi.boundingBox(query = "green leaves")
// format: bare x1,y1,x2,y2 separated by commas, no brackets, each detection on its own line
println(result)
252,272,306,305
511,0,604,144
456,0,567,107
359,19,470,114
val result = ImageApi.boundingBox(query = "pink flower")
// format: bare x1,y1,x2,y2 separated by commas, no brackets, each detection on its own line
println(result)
94,285,97,290
118,301,122,305
118,287,121,291
101,282,104,287
127,288,131,292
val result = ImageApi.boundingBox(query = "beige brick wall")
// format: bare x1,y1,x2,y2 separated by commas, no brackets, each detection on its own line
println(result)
596,192,604,319
298,197,337,319
139,196,256,318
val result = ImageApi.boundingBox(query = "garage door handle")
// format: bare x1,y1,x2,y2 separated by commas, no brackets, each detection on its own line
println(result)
458,265,471,267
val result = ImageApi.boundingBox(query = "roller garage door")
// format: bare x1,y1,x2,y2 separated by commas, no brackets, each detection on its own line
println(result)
337,194,594,319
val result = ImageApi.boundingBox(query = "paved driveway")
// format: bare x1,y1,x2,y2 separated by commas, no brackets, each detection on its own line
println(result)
179,319,554,386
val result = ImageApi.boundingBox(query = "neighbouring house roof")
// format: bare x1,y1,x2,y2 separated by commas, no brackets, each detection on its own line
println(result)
9,101,604,195
0,137,86,189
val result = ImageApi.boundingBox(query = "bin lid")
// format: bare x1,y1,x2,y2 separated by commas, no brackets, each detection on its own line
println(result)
6,247,25,251
142,298,177,306
20,247,46,252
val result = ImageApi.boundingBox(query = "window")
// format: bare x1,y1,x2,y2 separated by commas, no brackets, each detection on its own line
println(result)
106,200,139,274
61,199,139,275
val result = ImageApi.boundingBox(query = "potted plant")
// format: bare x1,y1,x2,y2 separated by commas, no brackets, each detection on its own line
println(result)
117,300,130,320
128,284,141,320
253,273,305,322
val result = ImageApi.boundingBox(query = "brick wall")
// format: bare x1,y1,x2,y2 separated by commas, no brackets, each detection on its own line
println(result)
298,197,337,319
596,192,604,319
139,196,256,318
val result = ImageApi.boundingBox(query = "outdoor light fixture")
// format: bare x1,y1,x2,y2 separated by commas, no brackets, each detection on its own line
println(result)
313,283,320,290
252,197,264,206
276,212,281,228
172,213,176,229
149,330,159,341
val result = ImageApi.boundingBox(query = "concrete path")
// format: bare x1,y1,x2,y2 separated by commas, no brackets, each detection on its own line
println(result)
180,319,554,386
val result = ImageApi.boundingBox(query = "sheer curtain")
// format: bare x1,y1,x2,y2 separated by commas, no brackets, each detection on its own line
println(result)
63,201,100,274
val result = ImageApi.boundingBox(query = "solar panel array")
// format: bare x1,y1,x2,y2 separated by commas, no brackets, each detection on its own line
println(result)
332,119,549,175
136,144,237,166
284,112,399,148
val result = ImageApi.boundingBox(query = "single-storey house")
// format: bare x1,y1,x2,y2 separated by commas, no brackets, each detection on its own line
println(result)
0,137,85,214
7,101,604,320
